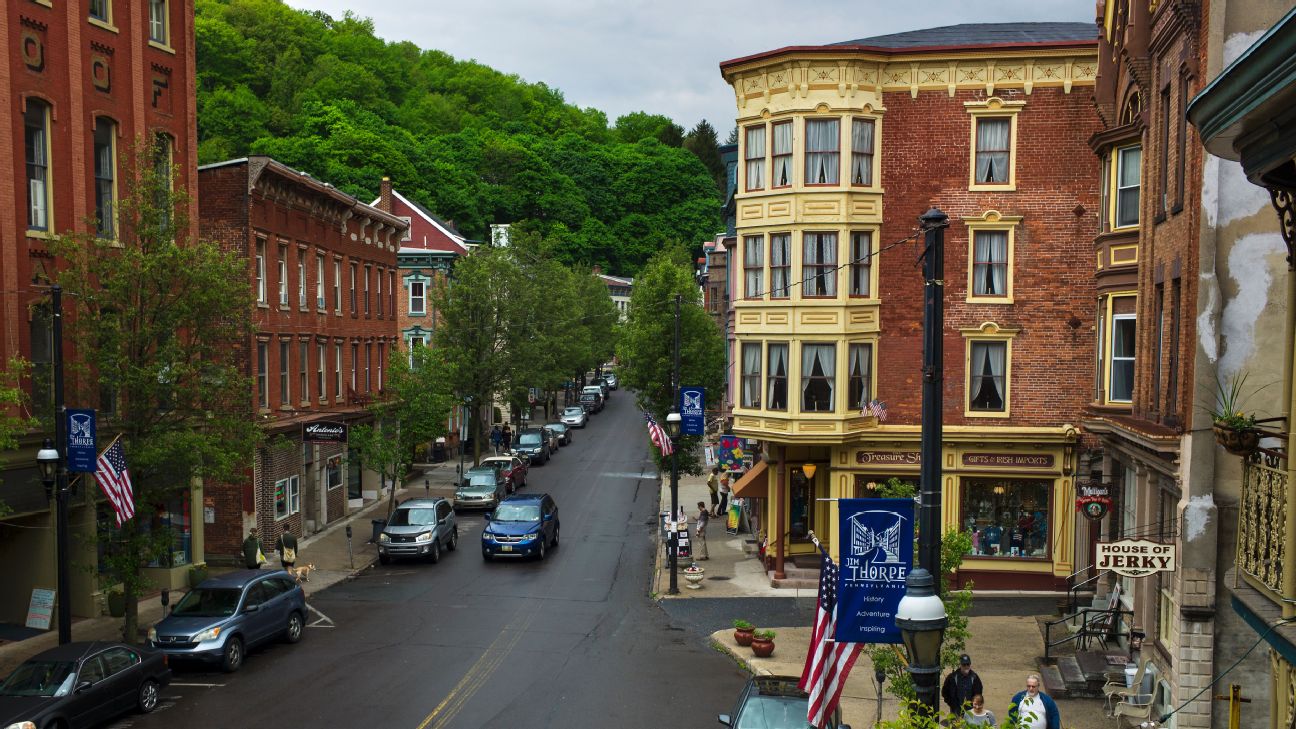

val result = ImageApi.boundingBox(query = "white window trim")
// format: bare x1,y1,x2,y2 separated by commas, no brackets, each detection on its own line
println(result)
274,475,300,520
1108,313,1136,404
1113,144,1142,230
409,279,427,315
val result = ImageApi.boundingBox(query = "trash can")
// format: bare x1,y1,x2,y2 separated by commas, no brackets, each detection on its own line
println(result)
432,442,446,463
370,519,387,544
1124,664,1137,688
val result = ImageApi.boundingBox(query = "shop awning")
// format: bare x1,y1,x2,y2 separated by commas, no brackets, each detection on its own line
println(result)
731,460,768,498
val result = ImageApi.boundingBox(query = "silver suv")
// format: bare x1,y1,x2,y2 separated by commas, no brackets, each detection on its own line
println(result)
378,498,458,565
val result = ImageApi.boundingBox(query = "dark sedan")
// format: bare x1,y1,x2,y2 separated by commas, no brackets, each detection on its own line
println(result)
0,641,171,729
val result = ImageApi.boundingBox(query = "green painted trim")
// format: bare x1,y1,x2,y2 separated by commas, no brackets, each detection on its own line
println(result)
1188,7,1296,148
1231,593,1296,666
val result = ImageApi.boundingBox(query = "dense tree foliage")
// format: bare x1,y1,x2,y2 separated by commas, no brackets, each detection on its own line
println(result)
195,0,723,275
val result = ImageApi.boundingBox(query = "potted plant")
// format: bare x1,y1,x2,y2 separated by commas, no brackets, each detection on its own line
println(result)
751,629,776,658
733,619,755,646
106,588,126,618
1208,373,1261,456
187,563,209,588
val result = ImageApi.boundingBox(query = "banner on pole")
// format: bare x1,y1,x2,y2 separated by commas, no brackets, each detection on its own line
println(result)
65,409,97,473
835,497,914,644
679,387,704,436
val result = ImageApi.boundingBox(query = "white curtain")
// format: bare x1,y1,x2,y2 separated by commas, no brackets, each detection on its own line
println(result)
767,344,788,409
770,234,789,297
972,342,1005,409
851,119,874,185
850,232,870,295
773,123,793,186
803,233,837,296
745,126,765,189
742,344,762,407
801,343,835,411
745,236,763,298
805,119,839,184
973,231,1008,295
849,344,870,407
975,118,1010,183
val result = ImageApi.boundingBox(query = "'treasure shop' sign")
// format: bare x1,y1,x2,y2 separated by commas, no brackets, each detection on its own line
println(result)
855,451,920,466
303,420,348,444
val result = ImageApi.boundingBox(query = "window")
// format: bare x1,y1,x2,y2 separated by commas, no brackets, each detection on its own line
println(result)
849,232,871,297
969,341,1007,412
334,343,342,399
741,343,761,408
409,280,426,315
333,260,341,312
255,240,266,304
1094,305,1105,401
848,343,872,409
349,263,357,314
315,254,325,309
93,118,116,239
960,478,1051,558
1167,280,1180,417
1109,315,1136,402
148,0,168,45
745,125,766,190
771,121,793,187
316,343,325,401
1153,284,1164,413
378,343,385,390
805,118,840,185
767,343,789,411
389,271,395,315
278,340,290,406
1175,71,1189,211
153,135,172,231
1100,152,1111,232
351,343,358,390
800,343,835,412
277,247,288,306
274,476,300,519
377,268,384,316
973,118,1011,184
364,265,371,316
1115,145,1141,228
298,341,309,403
297,251,306,308
744,235,764,299
769,234,790,298
850,119,874,186
25,101,51,232
971,231,1008,297
802,232,837,297
1158,86,1171,217
257,342,268,408
364,343,372,391
89,0,110,22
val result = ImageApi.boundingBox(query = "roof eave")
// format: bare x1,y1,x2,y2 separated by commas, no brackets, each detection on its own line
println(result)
719,38,1097,76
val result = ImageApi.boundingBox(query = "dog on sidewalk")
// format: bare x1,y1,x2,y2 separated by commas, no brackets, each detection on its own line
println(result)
288,564,317,583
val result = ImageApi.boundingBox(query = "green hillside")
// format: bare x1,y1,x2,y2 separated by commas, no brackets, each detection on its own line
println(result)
194,0,722,274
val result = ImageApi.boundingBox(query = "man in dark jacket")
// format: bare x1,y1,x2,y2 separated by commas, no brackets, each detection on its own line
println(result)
242,528,262,569
941,654,984,715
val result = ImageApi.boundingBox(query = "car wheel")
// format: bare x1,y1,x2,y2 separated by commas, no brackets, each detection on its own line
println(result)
552,525,560,548
379,553,390,565
221,636,244,673
447,527,458,551
429,538,441,564
538,539,547,561
482,549,492,562
137,678,160,713
284,611,304,644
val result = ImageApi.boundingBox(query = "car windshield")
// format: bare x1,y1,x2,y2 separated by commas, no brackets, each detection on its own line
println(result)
0,660,76,697
481,460,509,471
171,587,242,618
735,695,814,729
563,408,583,416
492,504,541,522
389,507,437,526
466,466,496,477
466,474,496,487
580,394,595,401
545,423,565,432
518,433,541,445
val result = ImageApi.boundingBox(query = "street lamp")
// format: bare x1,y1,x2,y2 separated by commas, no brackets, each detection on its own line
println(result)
37,434,72,645
895,568,947,716
666,410,682,595
37,439,58,496
665,411,681,438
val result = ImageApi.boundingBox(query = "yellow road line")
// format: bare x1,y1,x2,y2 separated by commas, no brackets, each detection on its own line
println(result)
416,611,537,729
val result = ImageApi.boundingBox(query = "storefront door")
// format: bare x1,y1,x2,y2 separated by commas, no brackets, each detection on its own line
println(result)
789,467,814,542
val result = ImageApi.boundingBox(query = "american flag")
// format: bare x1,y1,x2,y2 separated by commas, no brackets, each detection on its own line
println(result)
862,399,888,421
96,440,135,526
643,412,674,456
799,547,863,728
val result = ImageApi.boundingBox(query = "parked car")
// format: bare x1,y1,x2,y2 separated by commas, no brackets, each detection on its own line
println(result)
514,428,552,464
540,425,561,450
603,372,619,390
455,472,507,510
719,676,849,729
148,570,306,672
480,493,560,561
579,392,603,414
463,465,505,491
544,422,572,446
377,497,458,564
561,406,588,428
480,455,528,491
0,641,172,729
594,378,611,398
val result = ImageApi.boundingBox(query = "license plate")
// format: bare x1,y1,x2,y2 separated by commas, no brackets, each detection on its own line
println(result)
501,545,512,552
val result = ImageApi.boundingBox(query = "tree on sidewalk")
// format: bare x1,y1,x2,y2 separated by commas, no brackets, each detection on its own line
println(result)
0,359,36,517
48,139,260,643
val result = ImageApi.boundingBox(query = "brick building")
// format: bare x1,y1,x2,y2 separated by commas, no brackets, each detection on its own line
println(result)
719,23,1099,589
0,0,198,623
198,157,406,559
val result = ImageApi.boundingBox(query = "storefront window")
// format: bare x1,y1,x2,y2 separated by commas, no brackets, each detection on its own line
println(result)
853,475,917,498
960,478,1050,558
347,447,363,499
789,467,815,542
145,498,192,567
327,455,342,490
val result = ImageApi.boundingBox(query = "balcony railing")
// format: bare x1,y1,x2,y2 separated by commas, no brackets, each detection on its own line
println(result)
1239,452,1290,597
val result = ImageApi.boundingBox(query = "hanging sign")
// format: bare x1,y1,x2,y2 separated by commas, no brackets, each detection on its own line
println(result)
303,420,348,444
1095,539,1177,577
836,497,914,644
680,387,705,436
65,409,97,473
716,436,745,471
1075,479,1113,521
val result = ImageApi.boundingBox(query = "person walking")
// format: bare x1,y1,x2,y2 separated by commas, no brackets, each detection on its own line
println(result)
941,653,984,715
1007,674,1060,729
242,528,264,569
490,425,503,455
501,424,512,452
706,468,721,517
717,471,732,518
693,501,709,560
963,694,995,727
275,529,298,572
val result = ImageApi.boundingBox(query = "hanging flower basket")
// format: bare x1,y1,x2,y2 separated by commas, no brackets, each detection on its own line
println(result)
1213,424,1260,456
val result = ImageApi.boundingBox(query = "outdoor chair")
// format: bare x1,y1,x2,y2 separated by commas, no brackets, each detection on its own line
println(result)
1103,659,1152,717
1113,680,1162,728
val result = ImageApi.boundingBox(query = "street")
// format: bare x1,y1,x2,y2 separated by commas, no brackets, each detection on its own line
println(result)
109,394,748,729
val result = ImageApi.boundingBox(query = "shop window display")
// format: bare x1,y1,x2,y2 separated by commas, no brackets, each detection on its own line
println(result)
961,478,1049,558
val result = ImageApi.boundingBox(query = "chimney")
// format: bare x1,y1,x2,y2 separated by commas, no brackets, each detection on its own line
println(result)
592,264,602,275
378,176,392,212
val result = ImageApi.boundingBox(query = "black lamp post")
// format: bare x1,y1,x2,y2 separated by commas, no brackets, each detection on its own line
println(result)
666,410,681,595
895,568,947,715
37,436,72,645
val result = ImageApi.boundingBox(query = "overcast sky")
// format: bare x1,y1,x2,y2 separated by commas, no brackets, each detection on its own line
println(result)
283,0,1094,134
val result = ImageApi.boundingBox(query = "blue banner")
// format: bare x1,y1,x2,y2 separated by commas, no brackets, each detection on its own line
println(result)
679,386,704,436
65,408,97,473
835,498,914,644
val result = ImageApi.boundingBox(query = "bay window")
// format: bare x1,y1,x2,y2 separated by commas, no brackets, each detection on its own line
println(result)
741,343,761,408
802,232,837,297
1110,314,1136,402
848,343,872,410
850,119,874,186
745,125,766,191
771,121,793,187
849,231,871,296
744,235,764,299
805,118,840,185
800,343,835,412
1115,145,1141,228
766,343,789,411
770,233,790,298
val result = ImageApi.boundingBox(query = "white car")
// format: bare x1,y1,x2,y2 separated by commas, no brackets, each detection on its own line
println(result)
561,406,588,428
604,373,618,390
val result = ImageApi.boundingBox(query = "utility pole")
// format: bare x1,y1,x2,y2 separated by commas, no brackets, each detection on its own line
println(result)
668,293,682,595
917,208,947,578
53,285,71,645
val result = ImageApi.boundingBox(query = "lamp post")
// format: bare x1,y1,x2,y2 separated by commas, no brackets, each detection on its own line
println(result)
37,436,71,645
896,568,947,716
666,410,681,595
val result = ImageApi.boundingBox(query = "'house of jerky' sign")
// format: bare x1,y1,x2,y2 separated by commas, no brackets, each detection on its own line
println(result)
1095,539,1177,577
303,420,348,444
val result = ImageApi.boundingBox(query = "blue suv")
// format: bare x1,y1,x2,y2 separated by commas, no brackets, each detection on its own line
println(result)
481,494,559,561
147,569,306,672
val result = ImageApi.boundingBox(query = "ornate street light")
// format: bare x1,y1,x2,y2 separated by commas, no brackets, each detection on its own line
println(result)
37,439,58,498
665,411,681,437
895,568,947,715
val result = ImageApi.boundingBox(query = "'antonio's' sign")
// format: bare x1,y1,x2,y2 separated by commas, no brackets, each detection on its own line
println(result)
1095,539,1176,577
303,420,348,444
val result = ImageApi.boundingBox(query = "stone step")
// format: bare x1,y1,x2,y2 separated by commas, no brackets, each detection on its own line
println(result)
766,571,818,590
1039,664,1068,699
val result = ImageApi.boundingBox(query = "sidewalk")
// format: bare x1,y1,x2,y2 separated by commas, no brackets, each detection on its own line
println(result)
0,462,462,677
655,472,1108,729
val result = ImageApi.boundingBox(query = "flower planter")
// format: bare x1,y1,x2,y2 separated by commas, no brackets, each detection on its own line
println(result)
751,637,775,658
684,566,705,590
1214,425,1260,456
734,627,755,646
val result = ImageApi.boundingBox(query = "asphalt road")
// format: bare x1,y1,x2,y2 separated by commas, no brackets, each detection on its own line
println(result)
111,393,749,729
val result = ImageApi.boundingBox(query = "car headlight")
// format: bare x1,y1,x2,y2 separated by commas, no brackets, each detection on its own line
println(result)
378,532,390,543
416,531,433,542
147,627,158,642
481,532,494,541
193,626,222,642
6,722,37,729
522,532,539,541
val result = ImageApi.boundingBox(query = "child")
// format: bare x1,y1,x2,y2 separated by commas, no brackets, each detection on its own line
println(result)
963,694,995,726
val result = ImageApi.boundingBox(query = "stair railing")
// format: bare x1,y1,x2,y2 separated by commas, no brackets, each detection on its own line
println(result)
1066,569,1110,615
1043,605,1132,662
